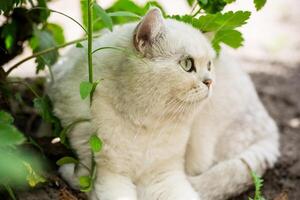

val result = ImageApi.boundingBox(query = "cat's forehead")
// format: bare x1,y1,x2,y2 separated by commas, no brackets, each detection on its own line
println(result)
164,19,215,59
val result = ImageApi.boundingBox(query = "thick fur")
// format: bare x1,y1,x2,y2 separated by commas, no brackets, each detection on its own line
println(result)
48,9,279,200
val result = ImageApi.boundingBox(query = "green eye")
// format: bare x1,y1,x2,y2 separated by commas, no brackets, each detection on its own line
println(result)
179,57,196,73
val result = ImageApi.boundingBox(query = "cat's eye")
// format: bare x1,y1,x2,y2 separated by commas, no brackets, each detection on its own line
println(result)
207,61,212,71
179,57,196,73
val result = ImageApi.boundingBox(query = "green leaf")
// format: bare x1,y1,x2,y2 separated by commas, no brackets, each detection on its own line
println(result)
187,0,196,6
0,111,14,124
33,96,52,122
56,156,79,166
170,11,251,32
79,176,92,191
0,123,25,147
250,171,266,200
29,28,59,73
254,0,267,11
80,81,93,100
76,42,84,48
197,0,227,14
197,11,251,32
199,0,208,5
212,29,244,53
224,0,236,3
23,162,46,187
89,134,102,153
93,2,113,31
108,11,141,19
45,23,65,45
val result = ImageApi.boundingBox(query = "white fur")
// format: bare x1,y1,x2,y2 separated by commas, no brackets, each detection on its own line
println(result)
48,9,279,200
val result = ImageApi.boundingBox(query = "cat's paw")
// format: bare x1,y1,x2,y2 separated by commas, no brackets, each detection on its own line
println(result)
59,163,79,189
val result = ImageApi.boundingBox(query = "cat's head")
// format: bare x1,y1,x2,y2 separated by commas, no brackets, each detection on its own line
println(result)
103,8,215,124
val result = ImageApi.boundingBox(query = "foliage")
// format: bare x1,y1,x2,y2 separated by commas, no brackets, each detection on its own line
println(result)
249,171,266,200
0,111,44,197
170,11,251,53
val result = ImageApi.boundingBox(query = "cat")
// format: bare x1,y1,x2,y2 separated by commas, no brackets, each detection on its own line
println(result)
48,8,280,200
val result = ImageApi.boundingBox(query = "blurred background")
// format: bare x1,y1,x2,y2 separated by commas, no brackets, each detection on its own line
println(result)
3,0,300,76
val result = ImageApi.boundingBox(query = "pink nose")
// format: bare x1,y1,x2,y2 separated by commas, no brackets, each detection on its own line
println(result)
203,79,212,88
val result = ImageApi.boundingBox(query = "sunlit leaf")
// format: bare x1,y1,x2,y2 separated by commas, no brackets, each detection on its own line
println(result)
23,162,46,187
93,3,113,31
80,81,93,100
79,176,92,192
108,11,141,18
89,134,102,153
212,29,244,53
254,0,267,11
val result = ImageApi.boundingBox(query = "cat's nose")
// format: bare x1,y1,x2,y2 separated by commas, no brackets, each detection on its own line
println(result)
203,79,212,88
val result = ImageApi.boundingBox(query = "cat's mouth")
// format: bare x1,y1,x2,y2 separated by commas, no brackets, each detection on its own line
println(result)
174,88,211,105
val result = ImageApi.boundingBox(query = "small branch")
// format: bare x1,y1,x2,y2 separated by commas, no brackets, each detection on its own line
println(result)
5,37,86,76
87,0,94,104
29,7,88,34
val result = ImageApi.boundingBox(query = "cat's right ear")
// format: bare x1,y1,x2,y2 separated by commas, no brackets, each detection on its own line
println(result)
133,8,165,55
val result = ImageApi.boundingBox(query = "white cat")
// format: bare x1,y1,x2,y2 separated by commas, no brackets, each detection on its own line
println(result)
48,8,280,200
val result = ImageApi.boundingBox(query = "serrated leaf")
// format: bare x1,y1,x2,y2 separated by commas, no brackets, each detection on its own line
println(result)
56,156,79,166
79,176,92,191
89,134,102,153
254,0,266,11
212,29,244,53
0,123,25,147
93,2,113,31
173,11,250,32
0,111,14,124
76,42,84,48
23,162,46,187
80,81,93,100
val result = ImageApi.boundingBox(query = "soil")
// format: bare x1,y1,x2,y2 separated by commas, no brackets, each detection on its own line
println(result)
0,61,299,200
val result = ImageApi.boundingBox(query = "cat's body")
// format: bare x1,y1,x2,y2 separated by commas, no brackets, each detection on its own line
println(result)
48,9,279,200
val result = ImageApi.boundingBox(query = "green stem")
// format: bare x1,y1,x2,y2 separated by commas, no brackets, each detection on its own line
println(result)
87,0,94,103
29,7,87,34
5,37,87,76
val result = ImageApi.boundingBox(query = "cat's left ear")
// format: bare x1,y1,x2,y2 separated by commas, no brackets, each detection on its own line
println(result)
133,8,165,55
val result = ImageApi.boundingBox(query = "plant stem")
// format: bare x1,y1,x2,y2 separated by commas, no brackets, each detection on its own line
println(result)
87,0,93,84
87,0,94,103
5,34,100,76
5,37,85,76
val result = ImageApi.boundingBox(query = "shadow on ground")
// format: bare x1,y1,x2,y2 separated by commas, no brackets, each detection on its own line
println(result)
232,63,300,200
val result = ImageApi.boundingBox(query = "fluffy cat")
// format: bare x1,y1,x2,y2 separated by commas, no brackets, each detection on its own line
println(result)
48,8,280,200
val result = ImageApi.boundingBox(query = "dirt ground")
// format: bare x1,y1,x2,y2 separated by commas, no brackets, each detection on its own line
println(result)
0,58,298,200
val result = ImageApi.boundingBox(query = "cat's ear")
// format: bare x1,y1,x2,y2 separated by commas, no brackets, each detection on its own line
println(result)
133,8,165,54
